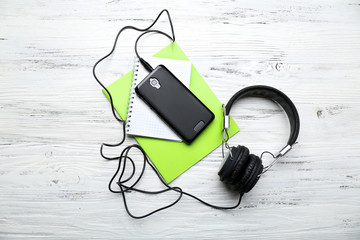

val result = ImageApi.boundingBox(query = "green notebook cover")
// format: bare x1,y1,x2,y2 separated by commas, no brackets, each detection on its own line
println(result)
103,42,239,183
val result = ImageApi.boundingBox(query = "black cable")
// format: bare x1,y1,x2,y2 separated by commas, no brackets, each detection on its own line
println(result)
93,9,244,219
92,9,175,126
110,145,243,219
134,30,173,72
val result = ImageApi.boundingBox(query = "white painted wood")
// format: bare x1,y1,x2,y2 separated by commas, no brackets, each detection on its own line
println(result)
1,0,360,239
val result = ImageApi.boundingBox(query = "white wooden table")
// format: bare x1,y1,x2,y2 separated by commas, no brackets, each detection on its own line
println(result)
1,0,360,239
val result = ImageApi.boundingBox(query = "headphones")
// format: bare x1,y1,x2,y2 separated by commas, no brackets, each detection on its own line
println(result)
218,85,300,194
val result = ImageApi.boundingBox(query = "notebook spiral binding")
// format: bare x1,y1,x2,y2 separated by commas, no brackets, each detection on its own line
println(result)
126,58,140,132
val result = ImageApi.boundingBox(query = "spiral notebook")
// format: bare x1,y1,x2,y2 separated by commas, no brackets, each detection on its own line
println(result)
103,42,240,183
126,57,192,141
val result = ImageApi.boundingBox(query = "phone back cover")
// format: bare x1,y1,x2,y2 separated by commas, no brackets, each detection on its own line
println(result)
135,65,214,143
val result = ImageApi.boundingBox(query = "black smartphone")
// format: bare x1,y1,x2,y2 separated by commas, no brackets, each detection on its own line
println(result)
135,65,214,144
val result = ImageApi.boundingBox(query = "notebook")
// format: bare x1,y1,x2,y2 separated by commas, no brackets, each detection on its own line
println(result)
126,57,192,141
103,42,240,183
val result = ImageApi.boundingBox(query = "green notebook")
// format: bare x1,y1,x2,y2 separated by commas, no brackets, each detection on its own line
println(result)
103,42,239,183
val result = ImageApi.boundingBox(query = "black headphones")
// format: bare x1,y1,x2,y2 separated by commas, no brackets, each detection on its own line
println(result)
218,85,300,194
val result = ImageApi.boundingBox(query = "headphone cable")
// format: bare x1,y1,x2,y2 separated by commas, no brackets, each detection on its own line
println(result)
93,9,243,219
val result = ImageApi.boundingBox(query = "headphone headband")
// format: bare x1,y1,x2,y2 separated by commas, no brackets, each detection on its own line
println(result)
225,85,300,146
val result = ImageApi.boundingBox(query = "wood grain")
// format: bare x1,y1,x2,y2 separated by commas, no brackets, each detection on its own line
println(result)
1,0,360,239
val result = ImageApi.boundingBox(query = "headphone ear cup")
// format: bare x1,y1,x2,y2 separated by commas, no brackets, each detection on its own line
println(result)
218,146,249,185
219,146,264,194
238,154,263,194
229,153,255,192
228,146,250,186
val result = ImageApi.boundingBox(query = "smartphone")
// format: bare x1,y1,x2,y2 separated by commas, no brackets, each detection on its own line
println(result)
135,65,214,144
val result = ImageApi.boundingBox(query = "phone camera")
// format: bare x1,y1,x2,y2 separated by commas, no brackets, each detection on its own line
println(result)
150,77,161,89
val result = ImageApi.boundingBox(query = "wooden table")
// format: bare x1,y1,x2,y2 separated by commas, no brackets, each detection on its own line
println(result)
1,0,359,239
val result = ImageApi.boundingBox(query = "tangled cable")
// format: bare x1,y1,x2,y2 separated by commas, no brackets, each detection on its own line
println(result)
93,9,243,219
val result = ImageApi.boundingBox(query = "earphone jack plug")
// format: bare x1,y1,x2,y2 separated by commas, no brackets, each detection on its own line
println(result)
140,58,154,73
